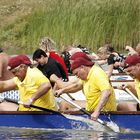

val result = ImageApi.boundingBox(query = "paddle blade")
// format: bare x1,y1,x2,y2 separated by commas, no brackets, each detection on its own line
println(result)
106,121,120,133
96,118,120,133
64,114,119,132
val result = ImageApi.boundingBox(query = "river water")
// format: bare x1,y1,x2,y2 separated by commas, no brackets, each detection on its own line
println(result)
0,127,140,140
0,63,139,139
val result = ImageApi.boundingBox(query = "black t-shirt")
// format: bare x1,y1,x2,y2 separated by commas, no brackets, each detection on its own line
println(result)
107,54,116,65
107,53,126,72
37,57,67,80
107,53,125,65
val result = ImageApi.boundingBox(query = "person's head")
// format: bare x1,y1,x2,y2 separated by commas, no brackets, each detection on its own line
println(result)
8,55,31,81
71,57,94,80
70,52,91,65
32,49,48,65
97,46,109,60
124,54,140,79
39,37,56,53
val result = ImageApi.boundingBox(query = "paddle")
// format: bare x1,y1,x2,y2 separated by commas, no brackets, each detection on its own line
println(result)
124,88,140,104
3,98,64,116
1,97,119,132
60,95,120,132
67,93,75,100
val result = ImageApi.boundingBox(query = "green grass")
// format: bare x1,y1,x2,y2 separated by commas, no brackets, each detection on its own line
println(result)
0,0,140,54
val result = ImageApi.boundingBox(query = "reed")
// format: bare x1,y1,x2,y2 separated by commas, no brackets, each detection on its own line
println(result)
0,0,140,54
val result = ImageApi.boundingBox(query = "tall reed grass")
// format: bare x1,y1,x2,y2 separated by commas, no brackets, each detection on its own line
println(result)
0,0,140,54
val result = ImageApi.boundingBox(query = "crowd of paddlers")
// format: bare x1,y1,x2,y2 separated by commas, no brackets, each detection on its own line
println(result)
0,37,140,121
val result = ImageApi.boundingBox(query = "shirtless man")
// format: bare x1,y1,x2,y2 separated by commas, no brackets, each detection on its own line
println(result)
0,48,16,111
0,48,14,80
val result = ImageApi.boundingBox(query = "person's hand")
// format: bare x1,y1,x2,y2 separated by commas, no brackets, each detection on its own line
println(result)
23,98,33,108
91,110,100,121
117,84,128,90
55,89,64,97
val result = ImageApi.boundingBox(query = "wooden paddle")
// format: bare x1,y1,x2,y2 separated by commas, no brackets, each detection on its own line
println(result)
124,88,140,104
60,95,120,132
4,98,64,116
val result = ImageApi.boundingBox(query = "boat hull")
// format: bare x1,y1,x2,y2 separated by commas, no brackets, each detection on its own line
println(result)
0,112,93,130
0,111,140,132
100,112,140,132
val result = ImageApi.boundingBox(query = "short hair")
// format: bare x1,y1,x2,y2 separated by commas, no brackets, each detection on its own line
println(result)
32,49,47,60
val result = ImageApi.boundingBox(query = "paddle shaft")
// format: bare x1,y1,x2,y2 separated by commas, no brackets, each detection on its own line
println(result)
4,98,63,115
125,88,140,104
60,95,105,124
67,93,75,100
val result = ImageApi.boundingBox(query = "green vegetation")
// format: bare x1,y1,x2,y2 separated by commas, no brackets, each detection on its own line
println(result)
0,0,140,54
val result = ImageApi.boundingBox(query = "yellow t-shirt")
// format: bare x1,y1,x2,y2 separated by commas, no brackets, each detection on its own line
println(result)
134,79,140,100
80,65,116,112
13,67,58,111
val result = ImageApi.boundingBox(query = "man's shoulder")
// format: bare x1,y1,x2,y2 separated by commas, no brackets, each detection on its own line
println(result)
91,65,106,75
28,67,43,75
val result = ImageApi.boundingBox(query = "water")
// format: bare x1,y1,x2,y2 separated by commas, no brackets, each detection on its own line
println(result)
1,127,140,140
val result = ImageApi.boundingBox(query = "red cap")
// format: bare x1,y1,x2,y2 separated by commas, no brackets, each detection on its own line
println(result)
8,55,31,70
71,57,94,71
70,52,91,61
124,54,140,67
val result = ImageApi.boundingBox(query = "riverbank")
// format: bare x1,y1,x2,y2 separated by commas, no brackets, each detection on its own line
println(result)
0,0,140,54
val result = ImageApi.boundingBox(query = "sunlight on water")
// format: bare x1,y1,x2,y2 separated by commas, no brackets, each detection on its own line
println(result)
0,127,140,140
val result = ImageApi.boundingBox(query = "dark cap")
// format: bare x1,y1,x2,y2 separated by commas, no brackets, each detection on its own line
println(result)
124,54,140,67
8,55,31,70
71,57,94,71
70,52,91,61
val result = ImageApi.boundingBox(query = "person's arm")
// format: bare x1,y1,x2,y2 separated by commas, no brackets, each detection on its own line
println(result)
91,89,111,120
90,67,114,120
118,82,137,97
96,59,107,65
0,79,17,92
50,74,64,89
125,46,137,55
107,64,114,78
23,82,52,107
126,82,137,96
0,62,3,78
50,74,80,90
55,81,83,97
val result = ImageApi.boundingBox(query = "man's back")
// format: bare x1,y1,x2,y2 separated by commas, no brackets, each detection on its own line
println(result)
0,52,14,80
37,57,66,80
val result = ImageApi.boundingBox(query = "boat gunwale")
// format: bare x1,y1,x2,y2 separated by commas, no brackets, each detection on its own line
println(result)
0,111,140,115
111,80,134,82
